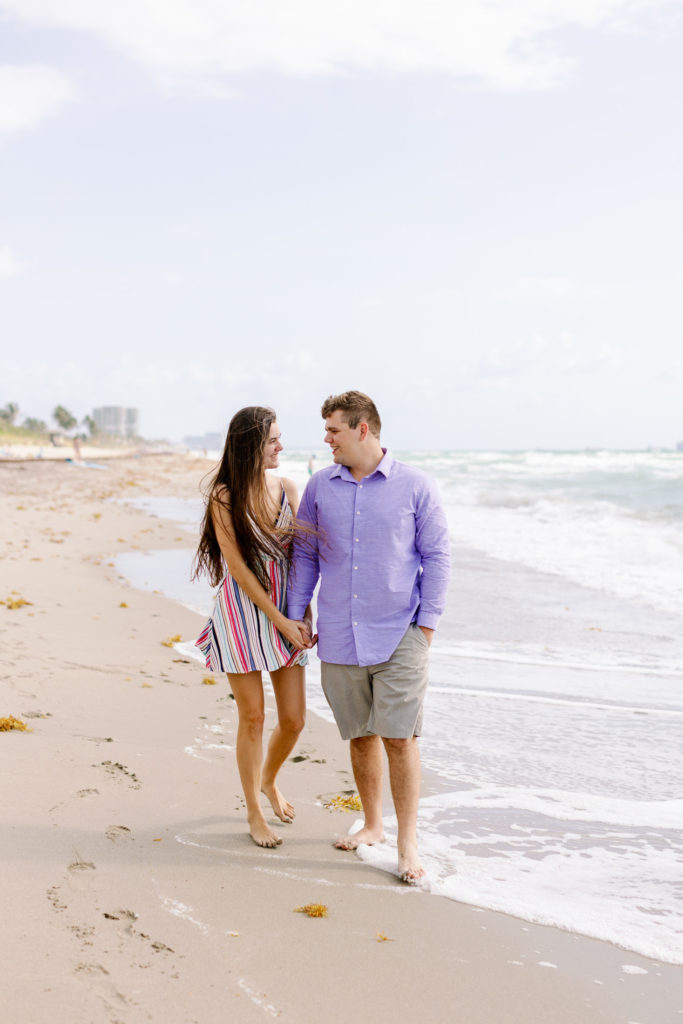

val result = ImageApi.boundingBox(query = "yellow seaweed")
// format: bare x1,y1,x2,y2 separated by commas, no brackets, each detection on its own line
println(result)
294,904,328,918
202,677,217,686
0,716,29,732
323,793,363,812
5,597,33,610
161,635,182,647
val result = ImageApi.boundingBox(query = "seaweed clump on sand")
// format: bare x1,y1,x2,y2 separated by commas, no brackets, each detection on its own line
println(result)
294,904,328,918
161,634,182,648
0,716,29,732
2,596,33,609
323,793,363,812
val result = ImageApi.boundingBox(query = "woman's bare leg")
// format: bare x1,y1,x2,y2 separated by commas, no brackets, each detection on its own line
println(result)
261,665,306,822
228,671,282,848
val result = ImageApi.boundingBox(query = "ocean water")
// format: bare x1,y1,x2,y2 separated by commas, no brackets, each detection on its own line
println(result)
116,449,683,964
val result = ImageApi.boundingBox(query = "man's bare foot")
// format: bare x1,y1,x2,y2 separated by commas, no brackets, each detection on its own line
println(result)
398,842,424,884
334,825,385,851
248,813,283,848
261,782,295,824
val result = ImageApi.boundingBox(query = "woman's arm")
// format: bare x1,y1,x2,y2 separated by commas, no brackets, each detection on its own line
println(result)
212,494,309,651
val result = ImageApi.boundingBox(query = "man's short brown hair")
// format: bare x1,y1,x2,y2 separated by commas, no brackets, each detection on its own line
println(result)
321,391,382,439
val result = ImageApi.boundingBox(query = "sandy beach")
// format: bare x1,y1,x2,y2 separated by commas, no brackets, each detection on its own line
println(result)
1,455,680,1024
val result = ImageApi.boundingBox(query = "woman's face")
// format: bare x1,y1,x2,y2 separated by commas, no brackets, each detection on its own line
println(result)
263,420,283,470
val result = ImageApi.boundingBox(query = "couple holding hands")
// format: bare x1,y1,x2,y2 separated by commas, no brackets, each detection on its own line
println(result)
193,391,450,884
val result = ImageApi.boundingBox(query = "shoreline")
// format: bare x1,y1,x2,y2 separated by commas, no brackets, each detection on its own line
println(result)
1,456,681,1023
0,443,181,462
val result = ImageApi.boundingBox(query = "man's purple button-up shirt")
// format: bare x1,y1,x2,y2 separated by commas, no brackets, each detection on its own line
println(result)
287,451,451,667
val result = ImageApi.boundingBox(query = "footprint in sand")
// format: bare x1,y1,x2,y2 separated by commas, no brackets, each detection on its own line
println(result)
103,910,175,955
96,761,142,790
74,963,128,1010
68,855,96,872
105,825,133,842
103,909,138,933
47,886,67,912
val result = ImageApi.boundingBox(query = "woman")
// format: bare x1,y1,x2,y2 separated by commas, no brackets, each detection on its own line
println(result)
194,406,314,848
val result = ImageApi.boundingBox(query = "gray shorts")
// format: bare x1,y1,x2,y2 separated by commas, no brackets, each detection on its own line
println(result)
321,624,430,740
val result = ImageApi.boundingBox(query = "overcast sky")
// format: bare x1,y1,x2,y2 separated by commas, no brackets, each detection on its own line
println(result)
1,1,681,449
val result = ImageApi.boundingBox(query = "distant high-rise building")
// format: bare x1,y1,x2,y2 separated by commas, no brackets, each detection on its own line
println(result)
125,408,139,436
93,406,139,439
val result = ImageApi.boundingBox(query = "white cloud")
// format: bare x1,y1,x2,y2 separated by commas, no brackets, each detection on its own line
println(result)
0,243,28,278
0,0,676,93
0,64,75,131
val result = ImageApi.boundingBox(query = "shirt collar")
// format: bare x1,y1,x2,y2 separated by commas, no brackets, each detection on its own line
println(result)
330,448,393,482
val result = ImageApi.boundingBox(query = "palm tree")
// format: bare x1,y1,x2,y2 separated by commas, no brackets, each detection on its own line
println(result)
53,405,77,431
0,401,19,424
23,417,48,434
82,414,99,437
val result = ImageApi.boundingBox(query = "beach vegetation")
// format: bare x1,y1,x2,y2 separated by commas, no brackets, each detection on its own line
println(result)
0,716,29,732
52,404,77,431
161,634,182,647
22,417,48,434
83,414,99,437
294,904,328,917
0,419,50,443
0,401,19,424
2,596,33,609
323,792,363,812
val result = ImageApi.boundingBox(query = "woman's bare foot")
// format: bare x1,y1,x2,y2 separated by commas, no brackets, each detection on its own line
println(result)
248,812,283,848
397,841,424,884
261,782,295,823
334,825,385,851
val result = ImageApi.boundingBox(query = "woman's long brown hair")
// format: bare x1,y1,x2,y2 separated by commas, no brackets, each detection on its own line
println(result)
193,406,292,591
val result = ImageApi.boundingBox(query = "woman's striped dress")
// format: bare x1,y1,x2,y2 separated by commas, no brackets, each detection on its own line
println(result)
195,489,308,674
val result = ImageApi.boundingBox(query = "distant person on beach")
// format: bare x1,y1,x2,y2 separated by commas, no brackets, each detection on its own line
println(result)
307,454,316,476
193,406,315,848
288,391,450,882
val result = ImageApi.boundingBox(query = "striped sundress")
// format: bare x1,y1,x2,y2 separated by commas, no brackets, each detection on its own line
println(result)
195,488,308,674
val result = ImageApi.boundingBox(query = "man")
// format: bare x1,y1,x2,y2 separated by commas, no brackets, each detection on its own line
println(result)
288,391,450,882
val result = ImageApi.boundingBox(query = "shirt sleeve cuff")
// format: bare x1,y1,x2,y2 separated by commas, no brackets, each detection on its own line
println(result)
416,611,440,630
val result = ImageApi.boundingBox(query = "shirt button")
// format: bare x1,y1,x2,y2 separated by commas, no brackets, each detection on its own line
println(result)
353,594,358,598
355,538,359,542
354,621,358,626
354,565,358,570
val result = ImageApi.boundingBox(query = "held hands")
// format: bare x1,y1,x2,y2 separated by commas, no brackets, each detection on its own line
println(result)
302,612,318,649
280,617,318,651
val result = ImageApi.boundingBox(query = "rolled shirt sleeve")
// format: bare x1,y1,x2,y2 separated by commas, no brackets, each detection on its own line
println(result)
414,480,451,629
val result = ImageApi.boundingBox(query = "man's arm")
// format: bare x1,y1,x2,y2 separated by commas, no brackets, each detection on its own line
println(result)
287,480,320,621
414,478,451,639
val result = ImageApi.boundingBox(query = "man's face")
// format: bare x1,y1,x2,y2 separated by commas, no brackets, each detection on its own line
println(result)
324,409,364,467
